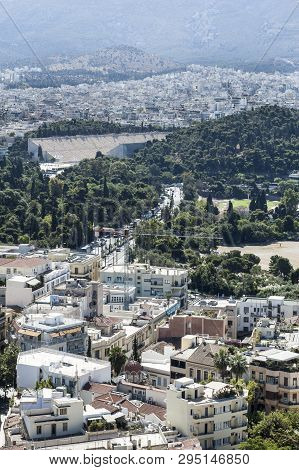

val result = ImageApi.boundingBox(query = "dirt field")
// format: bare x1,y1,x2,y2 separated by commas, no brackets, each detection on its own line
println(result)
218,241,299,270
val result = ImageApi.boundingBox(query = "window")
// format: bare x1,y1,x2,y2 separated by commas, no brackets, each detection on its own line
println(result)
265,391,278,400
293,378,297,387
284,377,289,387
223,421,231,429
63,423,68,432
189,368,193,378
266,375,278,385
59,408,67,416
243,317,249,323
214,439,222,448
36,426,42,435
204,371,209,380
157,377,161,386
223,405,231,413
259,372,264,383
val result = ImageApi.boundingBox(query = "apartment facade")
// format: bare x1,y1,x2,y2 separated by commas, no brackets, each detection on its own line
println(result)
20,388,84,440
100,263,188,306
69,253,101,281
237,296,299,334
17,348,111,393
0,257,51,280
170,341,224,383
52,279,103,318
5,265,70,308
157,314,229,343
166,378,248,450
249,349,299,412
15,312,88,355
0,307,5,352
188,299,237,339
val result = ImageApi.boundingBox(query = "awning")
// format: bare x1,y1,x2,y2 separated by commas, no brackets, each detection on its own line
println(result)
26,279,41,287
18,329,41,337
102,412,125,423
49,327,81,337
65,327,82,335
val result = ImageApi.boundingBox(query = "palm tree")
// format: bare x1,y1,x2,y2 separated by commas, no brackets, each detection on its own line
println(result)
213,348,230,381
230,353,247,381
108,346,127,376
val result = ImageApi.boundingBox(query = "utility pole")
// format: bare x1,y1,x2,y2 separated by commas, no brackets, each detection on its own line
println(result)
123,227,130,311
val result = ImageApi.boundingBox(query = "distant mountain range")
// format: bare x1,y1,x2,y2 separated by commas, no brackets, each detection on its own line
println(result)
48,46,182,75
0,0,298,69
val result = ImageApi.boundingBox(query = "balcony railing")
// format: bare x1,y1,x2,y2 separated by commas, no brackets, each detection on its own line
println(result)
279,400,299,406
279,384,299,390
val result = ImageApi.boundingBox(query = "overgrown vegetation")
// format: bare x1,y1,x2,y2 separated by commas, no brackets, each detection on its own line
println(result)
239,410,299,450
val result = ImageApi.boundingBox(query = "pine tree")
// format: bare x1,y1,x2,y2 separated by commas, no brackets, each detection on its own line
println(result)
132,336,140,362
103,176,109,198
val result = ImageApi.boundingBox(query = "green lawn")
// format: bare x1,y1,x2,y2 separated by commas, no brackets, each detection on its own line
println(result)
214,198,279,212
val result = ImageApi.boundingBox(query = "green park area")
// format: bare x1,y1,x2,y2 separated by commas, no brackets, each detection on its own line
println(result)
214,198,279,212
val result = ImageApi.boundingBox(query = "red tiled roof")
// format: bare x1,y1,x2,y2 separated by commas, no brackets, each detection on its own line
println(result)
95,316,123,327
0,259,11,266
120,399,139,414
91,400,119,413
3,258,49,268
98,392,126,404
82,382,116,394
138,403,166,421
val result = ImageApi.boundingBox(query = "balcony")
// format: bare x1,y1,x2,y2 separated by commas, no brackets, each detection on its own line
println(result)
231,421,247,430
151,281,163,286
279,384,299,390
195,430,214,437
279,399,299,407
193,414,213,421
231,406,247,414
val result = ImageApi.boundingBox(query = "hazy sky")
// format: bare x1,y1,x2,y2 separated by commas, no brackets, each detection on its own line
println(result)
0,1,298,66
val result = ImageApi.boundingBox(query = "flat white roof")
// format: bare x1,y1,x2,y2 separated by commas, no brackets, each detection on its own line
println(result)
17,348,110,377
257,348,299,362
141,362,170,373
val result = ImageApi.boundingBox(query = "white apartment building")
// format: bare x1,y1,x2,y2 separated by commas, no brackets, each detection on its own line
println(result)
237,296,299,334
141,347,174,389
166,378,248,450
17,348,111,393
5,263,70,308
15,312,88,355
0,257,50,280
20,387,84,440
52,279,104,318
101,263,188,306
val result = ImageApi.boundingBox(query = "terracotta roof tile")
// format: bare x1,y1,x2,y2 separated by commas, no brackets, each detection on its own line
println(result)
138,403,166,421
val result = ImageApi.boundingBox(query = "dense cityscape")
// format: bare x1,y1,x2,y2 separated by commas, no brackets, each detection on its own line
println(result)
0,63,298,136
